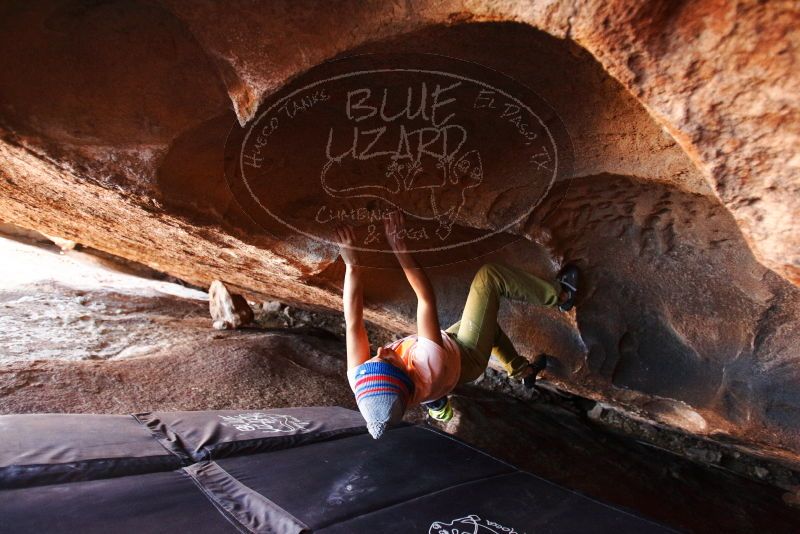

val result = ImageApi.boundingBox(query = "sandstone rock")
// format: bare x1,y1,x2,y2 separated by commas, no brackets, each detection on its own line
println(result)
0,237,354,410
261,300,283,314
0,235,211,364
0,1,797,460
153,0,799,282
0,329,355,414
0,234,391,366
41,233,76,252
208,279,254,330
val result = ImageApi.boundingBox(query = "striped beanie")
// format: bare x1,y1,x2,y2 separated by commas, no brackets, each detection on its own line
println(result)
352,361,415,439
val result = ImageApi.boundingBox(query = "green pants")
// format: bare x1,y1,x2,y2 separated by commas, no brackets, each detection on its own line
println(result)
445,262,559,384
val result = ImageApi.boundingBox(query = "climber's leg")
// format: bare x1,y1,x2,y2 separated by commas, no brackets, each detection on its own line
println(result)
491,324,530,378
445,319,527,380
445,320,484,382
449,263,559,382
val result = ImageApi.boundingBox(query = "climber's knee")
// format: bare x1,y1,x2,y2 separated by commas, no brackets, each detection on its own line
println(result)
472,263,503,291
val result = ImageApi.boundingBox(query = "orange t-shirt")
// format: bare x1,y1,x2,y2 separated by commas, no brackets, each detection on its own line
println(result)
384,331,462,405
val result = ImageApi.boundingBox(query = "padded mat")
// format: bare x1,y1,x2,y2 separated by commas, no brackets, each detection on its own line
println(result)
0,414,182,489
0,470,243,534
135,406,366,461
318,472,676,533
211,425,515,529
0,407,675,533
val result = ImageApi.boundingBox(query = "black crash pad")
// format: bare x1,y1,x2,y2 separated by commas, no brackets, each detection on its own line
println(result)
134,406,366,461
205,425,515,530
0,414,182,489
0,407,676,533
318,471,669,533
0,470,242,534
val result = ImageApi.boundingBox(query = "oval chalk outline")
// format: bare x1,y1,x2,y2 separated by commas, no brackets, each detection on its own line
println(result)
239,66,559,254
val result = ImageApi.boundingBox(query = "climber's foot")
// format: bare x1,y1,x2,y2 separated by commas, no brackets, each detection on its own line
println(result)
521,353,549,388
426,397,454,423
556,264,579,312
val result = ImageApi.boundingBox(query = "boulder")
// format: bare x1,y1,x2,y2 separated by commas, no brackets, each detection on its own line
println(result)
208,280,254,330
0,1,797,458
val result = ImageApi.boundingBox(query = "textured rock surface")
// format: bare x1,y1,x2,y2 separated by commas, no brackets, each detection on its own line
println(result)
151,0,800,281
0,234,392,367
0,238,797,532
0,1,798,459
0,328,355,413
0,235,211,363
208,280,254,330
0,236,355,410
521,174,800,458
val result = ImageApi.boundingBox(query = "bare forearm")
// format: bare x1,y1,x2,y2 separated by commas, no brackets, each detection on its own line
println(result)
343,265,365,326
343,265,370,368
335,224,371,368
383,210,441,345
396,252,436,304
396,251,442,345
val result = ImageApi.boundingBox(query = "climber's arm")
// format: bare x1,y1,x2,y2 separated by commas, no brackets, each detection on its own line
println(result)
343,265,371,369
336,225,371,369
384,211,443,347
405,259,443,348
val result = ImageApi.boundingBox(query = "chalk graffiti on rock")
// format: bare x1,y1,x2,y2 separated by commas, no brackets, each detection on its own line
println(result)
321,82,482,240
230,55,572,265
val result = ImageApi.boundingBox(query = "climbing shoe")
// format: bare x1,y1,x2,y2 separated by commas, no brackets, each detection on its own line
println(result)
556,264,579,312
426,397,453,423
522,353,549,388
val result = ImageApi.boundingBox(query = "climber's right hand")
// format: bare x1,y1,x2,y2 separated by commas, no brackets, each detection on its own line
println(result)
383,210,408,255
334,224,360,267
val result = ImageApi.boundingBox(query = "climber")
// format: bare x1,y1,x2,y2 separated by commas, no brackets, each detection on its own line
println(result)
334,210,578,439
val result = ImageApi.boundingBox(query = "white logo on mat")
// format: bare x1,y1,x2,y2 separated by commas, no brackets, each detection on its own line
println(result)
428,514,523,534
219,413,312,433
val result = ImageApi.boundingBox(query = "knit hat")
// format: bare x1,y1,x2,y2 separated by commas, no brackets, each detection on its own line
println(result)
352,361,415,439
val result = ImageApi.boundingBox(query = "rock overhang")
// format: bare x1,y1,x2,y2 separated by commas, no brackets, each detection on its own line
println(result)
0,0,798,458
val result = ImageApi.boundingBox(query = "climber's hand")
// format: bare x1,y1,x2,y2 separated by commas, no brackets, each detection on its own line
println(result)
383,210,408,255
334,224,360,267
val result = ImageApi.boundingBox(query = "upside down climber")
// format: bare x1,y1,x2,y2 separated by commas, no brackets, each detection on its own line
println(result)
334,210,579,439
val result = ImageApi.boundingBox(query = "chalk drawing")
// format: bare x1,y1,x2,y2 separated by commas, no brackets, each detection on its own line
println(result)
428,514,523,534
238,65,564,254
317,81,478,239
218,412,312,433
